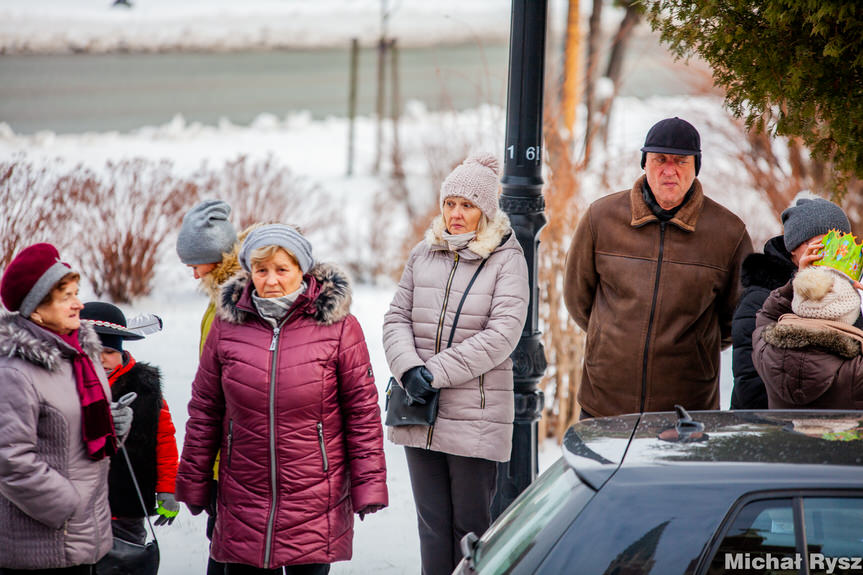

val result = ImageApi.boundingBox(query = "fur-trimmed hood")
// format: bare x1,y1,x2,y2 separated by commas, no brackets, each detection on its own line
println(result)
742,235,797,290
0,311,103,372
199,223,262,302
217,262,352,326
425,210,513,259
763,321,862,359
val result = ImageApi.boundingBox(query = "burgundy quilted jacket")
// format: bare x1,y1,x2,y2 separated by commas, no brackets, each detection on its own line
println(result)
175,263,388,569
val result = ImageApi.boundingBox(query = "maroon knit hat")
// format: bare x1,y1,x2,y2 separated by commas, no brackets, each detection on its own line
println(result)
1,243,73,317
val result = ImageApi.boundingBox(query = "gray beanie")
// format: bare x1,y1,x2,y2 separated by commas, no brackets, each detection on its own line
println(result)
781,198,851,252
176,199,237,265
239,224,314,274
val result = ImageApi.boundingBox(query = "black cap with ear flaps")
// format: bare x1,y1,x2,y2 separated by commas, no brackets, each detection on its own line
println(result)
641,117,702,175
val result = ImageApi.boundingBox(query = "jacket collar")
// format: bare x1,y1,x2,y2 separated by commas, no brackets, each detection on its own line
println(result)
425,210,513,260
0,311,103,372
629,174,704,232
218,262,352,326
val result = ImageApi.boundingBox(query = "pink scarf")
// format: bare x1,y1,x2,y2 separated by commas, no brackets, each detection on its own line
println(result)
58,331,118,460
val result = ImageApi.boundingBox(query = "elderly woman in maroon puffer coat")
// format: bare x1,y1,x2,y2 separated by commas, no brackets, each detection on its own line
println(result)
175,225,388,575
383,153,529,575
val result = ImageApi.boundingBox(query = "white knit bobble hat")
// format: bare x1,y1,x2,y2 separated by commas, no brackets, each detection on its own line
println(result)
792,267,861,325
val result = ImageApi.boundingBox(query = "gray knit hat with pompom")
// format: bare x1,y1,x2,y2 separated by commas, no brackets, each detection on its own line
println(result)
440,152,501,219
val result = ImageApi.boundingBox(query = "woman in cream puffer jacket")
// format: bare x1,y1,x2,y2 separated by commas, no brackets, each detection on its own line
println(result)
383,153,529,575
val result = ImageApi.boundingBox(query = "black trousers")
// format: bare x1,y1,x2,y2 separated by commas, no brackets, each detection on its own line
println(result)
404,447,498,575
112,516,147,545
207,479,226,575
224,563,329,575
0,567,92,575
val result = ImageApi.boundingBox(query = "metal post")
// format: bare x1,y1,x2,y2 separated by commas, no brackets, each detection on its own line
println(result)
347,38,359,177
492,0,548,519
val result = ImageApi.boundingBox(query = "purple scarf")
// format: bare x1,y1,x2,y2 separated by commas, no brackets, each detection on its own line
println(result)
58,331,118,460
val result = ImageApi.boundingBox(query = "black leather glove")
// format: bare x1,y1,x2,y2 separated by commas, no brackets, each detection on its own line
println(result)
401,366,435,405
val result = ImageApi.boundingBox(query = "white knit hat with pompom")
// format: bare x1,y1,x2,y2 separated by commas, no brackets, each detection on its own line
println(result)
440,152,501,219
792,266,861,324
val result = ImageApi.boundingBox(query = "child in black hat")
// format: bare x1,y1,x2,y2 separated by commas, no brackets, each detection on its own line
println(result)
80,302,180,543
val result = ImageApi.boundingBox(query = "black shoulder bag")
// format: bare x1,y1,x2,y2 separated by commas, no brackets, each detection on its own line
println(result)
385,258,488,427
94,445,160,575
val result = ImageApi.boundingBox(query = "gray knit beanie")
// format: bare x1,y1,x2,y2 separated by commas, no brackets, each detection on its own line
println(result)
239,224,314,274
781,198,851,252
440,152,501,220
792,267,860,324
176,199,238,265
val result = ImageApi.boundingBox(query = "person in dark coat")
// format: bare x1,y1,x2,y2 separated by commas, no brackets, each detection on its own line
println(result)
79,302,180,545
730,237,796,409
730,197,851,409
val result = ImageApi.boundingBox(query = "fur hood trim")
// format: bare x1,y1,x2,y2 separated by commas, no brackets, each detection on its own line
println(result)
763,322,862,359
217,262,352,326
199,223,262,301
0,311,104,371
425,210,512,259
741,236,796,290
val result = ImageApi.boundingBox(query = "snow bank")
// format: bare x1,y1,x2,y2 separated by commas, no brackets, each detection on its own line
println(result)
0,0,521,54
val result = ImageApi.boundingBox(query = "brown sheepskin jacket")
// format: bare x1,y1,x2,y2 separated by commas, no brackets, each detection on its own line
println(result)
752,280,863,410
564,176,752,417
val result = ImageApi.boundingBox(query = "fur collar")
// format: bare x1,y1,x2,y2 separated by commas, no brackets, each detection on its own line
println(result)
763,322,862,359
0,311,104,371
425,210,512,259
218,262,352,326
629,175,704,232
199,224,261,301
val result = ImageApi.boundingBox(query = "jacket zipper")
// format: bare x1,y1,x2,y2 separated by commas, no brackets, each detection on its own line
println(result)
317,422,329,472
226,419,234,468
479,374,485,409
263,312,293,569
641,222,665,413
427,253,460,449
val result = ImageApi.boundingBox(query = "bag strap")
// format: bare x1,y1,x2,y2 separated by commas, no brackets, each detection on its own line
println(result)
120,444,159,545
446,258,488,349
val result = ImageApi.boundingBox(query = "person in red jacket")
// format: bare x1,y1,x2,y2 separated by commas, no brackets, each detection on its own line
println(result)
80,302,180,544
176,224,388,575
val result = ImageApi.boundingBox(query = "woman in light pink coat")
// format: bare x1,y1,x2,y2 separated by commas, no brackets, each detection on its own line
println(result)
383,153,529,575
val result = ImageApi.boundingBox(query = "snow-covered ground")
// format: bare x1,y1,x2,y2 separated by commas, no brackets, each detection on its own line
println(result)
0,0,583,54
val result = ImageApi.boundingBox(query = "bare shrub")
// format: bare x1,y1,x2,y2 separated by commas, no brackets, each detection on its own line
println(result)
194,155,329,235
538,109,587,444
72,159,196,303
0,159,67,272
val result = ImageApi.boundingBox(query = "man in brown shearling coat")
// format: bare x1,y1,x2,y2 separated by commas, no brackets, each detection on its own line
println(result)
564,117,752,418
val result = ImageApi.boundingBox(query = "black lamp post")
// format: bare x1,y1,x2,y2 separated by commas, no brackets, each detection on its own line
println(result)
492,0,548,519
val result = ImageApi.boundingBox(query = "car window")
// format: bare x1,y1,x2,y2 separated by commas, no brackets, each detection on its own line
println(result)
706,496,863,575
803,497,863,558
472,458,593,573
706,498,798,575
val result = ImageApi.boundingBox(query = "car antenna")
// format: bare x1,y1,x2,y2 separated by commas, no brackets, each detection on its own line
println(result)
675,404,705,435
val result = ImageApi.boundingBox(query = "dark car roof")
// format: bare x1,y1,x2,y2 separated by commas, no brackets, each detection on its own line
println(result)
563,410,863,490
